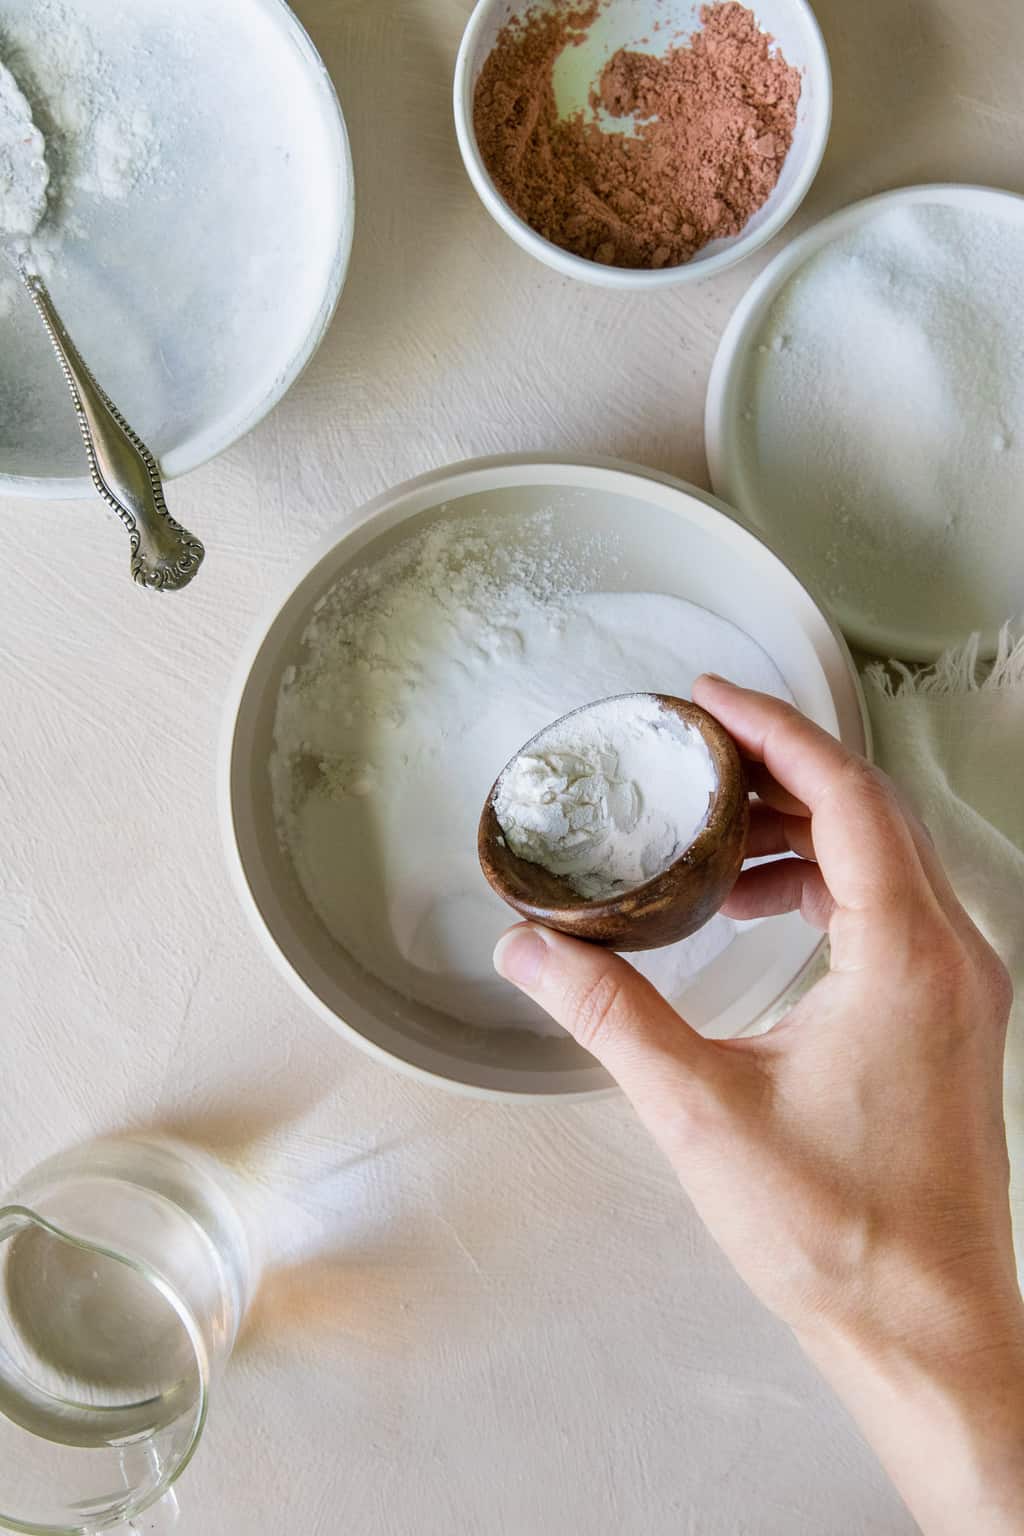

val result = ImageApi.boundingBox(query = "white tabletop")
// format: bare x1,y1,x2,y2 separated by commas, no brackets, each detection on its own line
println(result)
2,1,1022,1531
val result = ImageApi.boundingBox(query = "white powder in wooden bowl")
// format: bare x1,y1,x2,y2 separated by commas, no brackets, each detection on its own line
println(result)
494,695,717,900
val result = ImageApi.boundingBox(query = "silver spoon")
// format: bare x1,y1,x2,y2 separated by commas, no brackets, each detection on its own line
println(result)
17,264,205,592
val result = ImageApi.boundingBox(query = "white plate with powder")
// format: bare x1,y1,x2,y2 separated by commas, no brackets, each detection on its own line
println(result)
706,184,1024,661
0,0,353,495
224,457,868,1099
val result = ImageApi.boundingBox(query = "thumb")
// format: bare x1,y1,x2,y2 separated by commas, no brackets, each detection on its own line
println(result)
493,924,726,1136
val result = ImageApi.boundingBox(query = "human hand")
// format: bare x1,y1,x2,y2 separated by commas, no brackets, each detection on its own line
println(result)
493,677,1022,1534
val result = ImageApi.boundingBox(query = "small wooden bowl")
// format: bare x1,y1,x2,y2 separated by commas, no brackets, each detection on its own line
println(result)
478,694,748,952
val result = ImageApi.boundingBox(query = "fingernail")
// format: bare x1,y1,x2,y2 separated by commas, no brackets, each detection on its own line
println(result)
493,926,548,989
698,672,732,686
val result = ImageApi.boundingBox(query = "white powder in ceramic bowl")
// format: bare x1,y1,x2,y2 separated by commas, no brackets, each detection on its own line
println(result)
0,57,48,241
0,6,159,319
272,513,789,1036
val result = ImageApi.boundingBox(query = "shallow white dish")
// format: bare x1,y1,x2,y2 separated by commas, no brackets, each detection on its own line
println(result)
222,456,867,1100
705,183,1024,660
0,0,353,497
453,0,831,290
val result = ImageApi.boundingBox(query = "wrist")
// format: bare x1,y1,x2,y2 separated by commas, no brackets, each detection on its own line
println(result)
794,1270,1024,1384
796,1289,1024,1535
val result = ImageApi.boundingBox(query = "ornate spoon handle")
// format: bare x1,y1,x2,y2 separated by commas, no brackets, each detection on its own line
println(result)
19,267,204,592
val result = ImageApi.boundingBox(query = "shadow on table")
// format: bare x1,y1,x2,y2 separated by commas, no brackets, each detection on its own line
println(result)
147,1076,504,1355
145,1061,349,1167
240,1228,474,1354
235,1097,502,1354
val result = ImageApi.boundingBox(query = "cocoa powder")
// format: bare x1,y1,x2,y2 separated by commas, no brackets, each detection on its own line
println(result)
472,2,801,269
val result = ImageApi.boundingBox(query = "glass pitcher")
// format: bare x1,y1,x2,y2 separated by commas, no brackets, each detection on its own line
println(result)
0,1136,258,1534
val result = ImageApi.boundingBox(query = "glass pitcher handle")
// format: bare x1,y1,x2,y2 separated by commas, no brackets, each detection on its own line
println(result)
124,1487,181,1533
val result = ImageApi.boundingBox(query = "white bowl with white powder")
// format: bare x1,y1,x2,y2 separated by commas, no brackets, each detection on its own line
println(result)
706,184,1024,660
223,457,867,1099
0,0,353,495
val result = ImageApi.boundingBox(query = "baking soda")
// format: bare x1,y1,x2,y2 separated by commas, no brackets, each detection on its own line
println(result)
0,59,48,241
0,3,157,312
272,513,788,1035
494,695,716,899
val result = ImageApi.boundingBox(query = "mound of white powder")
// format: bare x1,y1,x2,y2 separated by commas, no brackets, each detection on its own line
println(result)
494,695,717,900
0,58,48,240
272,513,789,1036
0,3,158,316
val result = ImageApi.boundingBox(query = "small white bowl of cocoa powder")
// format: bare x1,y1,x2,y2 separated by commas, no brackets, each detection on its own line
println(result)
454,0,831,287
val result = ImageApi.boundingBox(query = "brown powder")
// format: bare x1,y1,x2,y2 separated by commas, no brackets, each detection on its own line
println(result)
472,1,802,270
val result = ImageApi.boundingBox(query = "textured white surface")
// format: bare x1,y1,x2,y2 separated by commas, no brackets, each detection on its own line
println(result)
1,1,1022,1531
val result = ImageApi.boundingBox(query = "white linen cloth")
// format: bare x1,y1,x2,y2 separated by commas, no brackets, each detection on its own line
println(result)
863,625,1024,1272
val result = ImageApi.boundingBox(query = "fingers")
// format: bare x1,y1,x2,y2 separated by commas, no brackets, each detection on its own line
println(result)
745,762,810,819
892,796,997,955
722,859,834,928
745,800,816,862
743,730,975,944
693,677,933,923
493,925,727,1136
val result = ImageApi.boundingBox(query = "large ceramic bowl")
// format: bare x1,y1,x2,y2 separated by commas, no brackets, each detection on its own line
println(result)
222,457,867,1099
